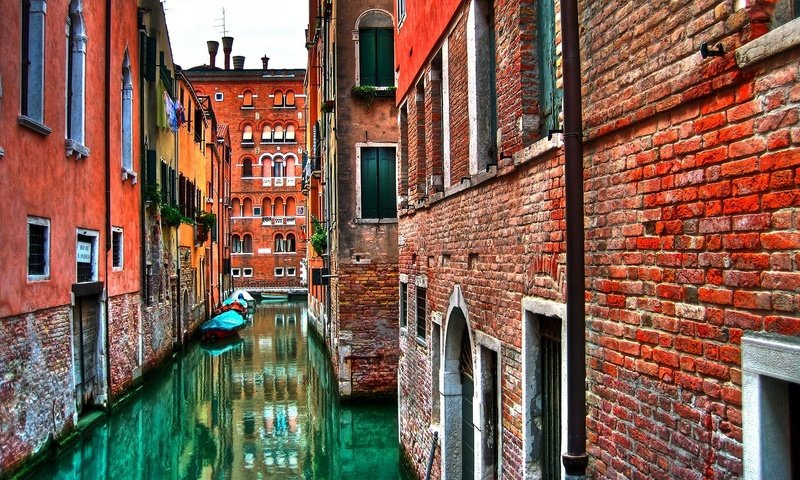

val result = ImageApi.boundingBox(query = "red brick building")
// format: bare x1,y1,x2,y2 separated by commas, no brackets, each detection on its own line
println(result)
396,0,800,478
187,45,308,295
304,0,400,398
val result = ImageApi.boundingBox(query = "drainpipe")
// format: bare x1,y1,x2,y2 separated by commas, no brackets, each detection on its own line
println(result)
138,14,147,372
103,0,113,407
560,0,588,478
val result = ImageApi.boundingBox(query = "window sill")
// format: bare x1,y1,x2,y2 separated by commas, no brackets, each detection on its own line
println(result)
65,139,90,159
27,275,50,282
241,106,255,110
18,115,52,136
241,142,255,148
735,17,800,68
354,218,398,224
415,336,427,348
122,168,138,184
273,106,297,110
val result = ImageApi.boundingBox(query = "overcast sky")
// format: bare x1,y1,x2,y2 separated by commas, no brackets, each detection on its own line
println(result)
163,0,309,70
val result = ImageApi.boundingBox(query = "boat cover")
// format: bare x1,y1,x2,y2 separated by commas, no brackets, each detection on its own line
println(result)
230,290,255,302
200,310,246,333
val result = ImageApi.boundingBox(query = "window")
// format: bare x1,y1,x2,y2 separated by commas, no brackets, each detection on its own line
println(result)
20,0,47,126
274,125,285,142
360,146,397,219
274,234,285,253
274,267,284,277
76,229,98,283
742,333,800,480
274,90,284,107
66,0,88,157
242,158,253,177
214,92,223,101
231,268,241,277
273,158,285,178
285,90,296,107
400,282,408,329
121,51,134,179
286,124,296,142
242,234,253,253
243,268,253,277
242,90,253,108
358,12,394,87
112,227,123,269
286,233,296,252
253,206,262,216
232,234,242,253
261,125,272,143
286,267,296,276
27,216,50,280
416,286,426,340
771,0,800,28
469,0,498,167
242,125,254,144
537,0,561,136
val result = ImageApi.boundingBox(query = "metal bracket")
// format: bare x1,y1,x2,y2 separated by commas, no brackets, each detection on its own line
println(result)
700,42,724,58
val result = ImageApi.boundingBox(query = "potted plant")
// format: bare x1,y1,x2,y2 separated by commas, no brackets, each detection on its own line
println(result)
310,216,327,256
161,203,194,228
195,210,216,242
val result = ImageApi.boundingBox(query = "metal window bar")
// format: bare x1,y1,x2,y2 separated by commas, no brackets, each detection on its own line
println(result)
416,287,427,340
540,316,562,479
28,223,47,275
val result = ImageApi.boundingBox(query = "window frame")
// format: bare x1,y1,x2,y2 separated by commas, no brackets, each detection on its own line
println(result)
231,267,241,277
286,267,296,276
274,267,284,277
214,92,224,102
66,0,89,158
19,0,49,131
75,228,99,283
27,216,50,281
400,281,408,330
242,267,253,277
356,144,398,220
415,286,426,341
111,226,123,270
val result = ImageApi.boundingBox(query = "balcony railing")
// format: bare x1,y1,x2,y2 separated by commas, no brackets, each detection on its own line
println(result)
262,216,300,226
260,176,301,188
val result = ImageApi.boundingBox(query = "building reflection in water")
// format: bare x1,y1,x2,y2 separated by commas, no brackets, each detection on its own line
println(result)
29,301,401,480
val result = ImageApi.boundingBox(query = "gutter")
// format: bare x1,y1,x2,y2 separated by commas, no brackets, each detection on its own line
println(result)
560,0,588,477
103,0,113,406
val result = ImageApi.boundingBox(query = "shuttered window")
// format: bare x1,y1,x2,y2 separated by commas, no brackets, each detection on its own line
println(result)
359,28,394,87
537,0,562,136
360,147,397,219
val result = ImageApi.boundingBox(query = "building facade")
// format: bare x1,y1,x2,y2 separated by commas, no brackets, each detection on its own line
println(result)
396,0,800,479
304,0,401,398
186,46,308,295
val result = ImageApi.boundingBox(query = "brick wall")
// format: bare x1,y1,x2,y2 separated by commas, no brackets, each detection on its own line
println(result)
0,307,75,473
397,0,800,478
447,13,470,183
108,292,142,396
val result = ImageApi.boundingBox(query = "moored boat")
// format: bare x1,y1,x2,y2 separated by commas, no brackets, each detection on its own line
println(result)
200,309,247,340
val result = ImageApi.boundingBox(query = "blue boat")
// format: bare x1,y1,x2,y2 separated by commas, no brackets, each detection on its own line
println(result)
200,309,247,339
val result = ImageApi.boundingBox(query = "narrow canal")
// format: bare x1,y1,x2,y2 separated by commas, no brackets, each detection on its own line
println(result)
29,301,403,479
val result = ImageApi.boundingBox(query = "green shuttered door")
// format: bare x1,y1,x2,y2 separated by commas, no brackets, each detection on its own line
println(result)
378,147,397,218
361,147,396,219
361,148,380,218
360,28,394,87
360,29,377,86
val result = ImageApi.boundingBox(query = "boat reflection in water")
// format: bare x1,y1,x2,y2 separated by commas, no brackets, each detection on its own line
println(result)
29,301,402,479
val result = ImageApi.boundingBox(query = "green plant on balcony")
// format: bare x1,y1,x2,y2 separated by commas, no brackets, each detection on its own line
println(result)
310,216,327,256
196,210,217,229
144,184,165,206
351,85,377,108
161,204,194,227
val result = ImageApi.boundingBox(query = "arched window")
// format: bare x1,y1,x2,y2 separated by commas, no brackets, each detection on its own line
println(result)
285,90,296,107
286,124,296,142
242,125,254,144
67,0,88,155
273,158,285,178
274,234,285,253
286,197,297,216
274,197,285,217
242,158,253,177
262,198,272,216
243,197,253,217
261,156,272,178
261,125,272,143
231,198,242,217
286,155,297,176
274,125,285,142
232,234,242,253
286,233,296,253
357,11,394,87
274,90,284,107
121,50,134,175
242,90,253,107
243,234,253,253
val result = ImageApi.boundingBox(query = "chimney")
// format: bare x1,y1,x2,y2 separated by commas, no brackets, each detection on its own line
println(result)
207,41,219,68
221,36,234,70
261,55,270,72
232,55,245,70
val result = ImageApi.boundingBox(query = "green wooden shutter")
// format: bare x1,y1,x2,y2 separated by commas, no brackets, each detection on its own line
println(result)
146,149,157,186
378,148,397,218
360,28,377,86
376,29,394,87
145,35,157,82
537,0,561,135
361,148,379,218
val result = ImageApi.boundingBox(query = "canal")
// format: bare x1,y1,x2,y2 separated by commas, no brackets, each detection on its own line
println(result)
29,301,404,479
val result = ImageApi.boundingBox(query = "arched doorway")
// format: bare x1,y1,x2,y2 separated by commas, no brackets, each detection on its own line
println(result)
442,301,475,479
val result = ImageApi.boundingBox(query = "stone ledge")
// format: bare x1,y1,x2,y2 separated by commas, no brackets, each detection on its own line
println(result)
18,115,52,136
735,18,800,68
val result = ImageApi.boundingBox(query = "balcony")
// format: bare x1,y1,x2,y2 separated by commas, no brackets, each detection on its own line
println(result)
263,177,272,187
262,216,299,226
274,177,285,187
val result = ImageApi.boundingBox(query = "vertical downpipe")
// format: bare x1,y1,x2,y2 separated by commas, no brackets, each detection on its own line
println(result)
103,0,113,407
561,0,588,477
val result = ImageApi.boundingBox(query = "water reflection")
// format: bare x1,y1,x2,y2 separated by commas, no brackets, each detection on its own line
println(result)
30,301,401,480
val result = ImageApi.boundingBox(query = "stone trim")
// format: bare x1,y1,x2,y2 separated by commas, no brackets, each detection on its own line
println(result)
735,17,800,68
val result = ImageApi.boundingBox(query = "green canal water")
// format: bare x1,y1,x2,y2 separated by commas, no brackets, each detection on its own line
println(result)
29,301,405,480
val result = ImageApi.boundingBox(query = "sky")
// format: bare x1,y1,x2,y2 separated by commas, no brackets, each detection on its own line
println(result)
163,0,309,70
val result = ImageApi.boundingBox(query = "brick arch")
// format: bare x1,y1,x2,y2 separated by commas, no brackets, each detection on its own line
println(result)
241,156,254,177
286,196,297,216
238,119,256,131
274,89,284,106
284,153,299,176
242,197,254,216
354,8,394,29
231,197,242,217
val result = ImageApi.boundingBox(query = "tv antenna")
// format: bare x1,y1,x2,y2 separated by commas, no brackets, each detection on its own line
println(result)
214,8,228,37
